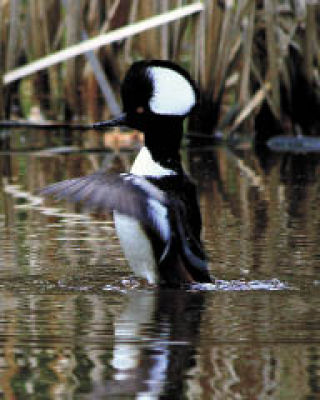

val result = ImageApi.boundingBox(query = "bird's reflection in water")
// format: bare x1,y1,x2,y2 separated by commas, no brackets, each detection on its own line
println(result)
91,289,205,399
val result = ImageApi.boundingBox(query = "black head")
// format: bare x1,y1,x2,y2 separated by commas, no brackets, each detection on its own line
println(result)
96,60,199,133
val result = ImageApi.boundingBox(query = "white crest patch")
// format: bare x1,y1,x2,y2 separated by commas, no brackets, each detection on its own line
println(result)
147,66,196,116
130,146,176,177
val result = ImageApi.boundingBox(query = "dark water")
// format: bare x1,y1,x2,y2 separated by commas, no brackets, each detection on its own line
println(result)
1,130,320,399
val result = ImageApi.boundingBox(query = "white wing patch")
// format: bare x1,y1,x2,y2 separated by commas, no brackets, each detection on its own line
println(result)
147,66,196,116
131,147,176,177
147,198,170,242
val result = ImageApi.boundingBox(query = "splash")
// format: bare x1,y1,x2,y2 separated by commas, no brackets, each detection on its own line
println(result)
101,278,290,292
190,278,290,291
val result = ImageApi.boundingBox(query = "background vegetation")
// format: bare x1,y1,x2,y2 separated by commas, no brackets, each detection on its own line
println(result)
0,0,319,140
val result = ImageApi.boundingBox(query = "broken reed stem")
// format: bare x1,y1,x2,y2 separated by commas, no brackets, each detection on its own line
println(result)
1,0,320,137
230,82,272,133
3,3,204,85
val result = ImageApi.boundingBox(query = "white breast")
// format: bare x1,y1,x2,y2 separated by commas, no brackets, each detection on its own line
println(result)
114,211,158,284
131,146,176,177
114,147,172,283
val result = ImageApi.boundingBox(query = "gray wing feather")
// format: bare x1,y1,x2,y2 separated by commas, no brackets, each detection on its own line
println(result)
39,171,170,241
40,171,211,282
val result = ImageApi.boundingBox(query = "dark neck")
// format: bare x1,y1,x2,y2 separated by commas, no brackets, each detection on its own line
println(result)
143,117,184,172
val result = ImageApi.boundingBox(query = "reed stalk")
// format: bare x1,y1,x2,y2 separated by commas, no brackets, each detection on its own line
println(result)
230,82,271,133
29,0,45,59
41,1,61,116
3,0,21,118
1,0,319,138
239,1,255,106
304,2,317,83
65,0,83,114
264,0,281,119
6,0,20,71
160,0,169,59
0,1,5,118
124,0,139,63
204,0,222,91
172,0,183,60
192,10,205,86
137,1,159,59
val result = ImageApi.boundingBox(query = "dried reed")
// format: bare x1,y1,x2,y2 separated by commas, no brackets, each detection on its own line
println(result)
0,0,319,138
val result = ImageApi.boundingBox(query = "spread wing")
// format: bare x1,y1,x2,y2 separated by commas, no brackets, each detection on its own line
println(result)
39,171,211,282
39,171,170,241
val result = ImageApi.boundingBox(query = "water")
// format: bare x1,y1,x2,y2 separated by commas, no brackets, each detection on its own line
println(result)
1,130,320,399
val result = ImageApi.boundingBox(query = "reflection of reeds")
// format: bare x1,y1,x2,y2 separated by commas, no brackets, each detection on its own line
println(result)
2,137,320,397
1,1,319,137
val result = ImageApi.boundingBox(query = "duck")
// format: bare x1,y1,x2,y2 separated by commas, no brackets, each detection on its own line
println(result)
40,60,212,287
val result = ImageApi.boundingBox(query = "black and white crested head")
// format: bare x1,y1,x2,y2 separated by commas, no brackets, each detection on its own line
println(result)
121,60,198,120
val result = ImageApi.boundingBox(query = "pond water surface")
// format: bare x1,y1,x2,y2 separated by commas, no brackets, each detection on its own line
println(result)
1,129,320,399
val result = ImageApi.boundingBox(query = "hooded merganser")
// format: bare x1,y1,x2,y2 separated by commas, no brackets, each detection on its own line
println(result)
41,60,212,287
